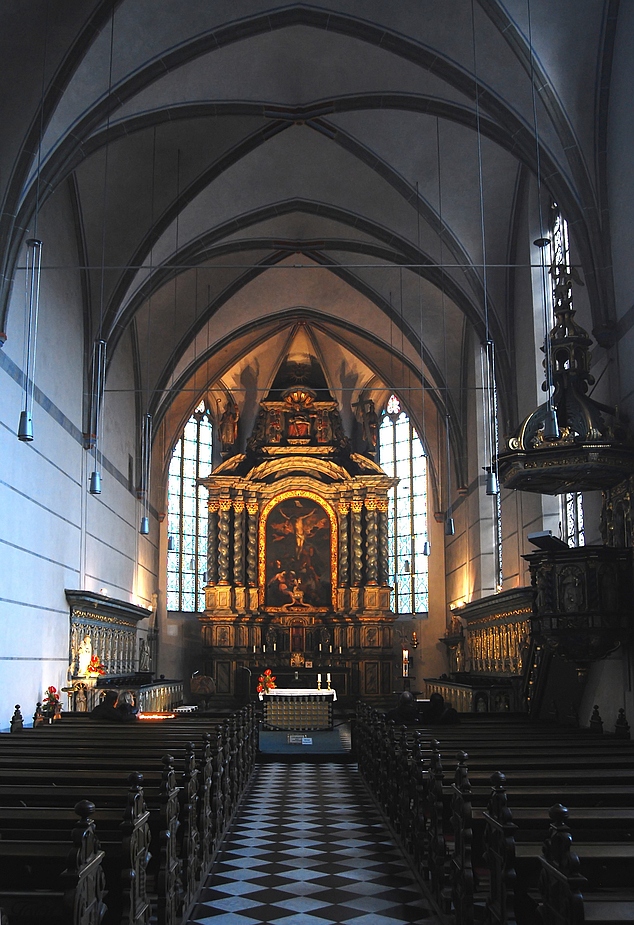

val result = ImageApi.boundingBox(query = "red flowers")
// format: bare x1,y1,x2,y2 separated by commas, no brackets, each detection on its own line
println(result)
87,655,105,675
42,686,60,713
256,668,277,694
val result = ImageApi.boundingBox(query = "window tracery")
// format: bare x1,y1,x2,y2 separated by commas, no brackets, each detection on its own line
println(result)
378,395,429,613
167,402,213,611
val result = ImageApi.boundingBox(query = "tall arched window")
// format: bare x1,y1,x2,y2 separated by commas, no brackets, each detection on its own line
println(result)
166,403,213,612
378,394,429,613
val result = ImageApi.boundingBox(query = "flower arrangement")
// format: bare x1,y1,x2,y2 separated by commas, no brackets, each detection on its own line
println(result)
42,685,60,715
256,669,276,694
87,655,106,676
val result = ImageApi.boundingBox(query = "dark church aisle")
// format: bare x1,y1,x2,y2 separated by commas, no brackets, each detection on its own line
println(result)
189,762,439,925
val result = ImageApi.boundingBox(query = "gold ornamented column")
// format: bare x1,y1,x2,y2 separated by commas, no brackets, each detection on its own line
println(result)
378,499,389,586
246,500,259,611
350,499,364,611
337,499,350,612
233,498,246,612
364,499,379,585
207,499,219,586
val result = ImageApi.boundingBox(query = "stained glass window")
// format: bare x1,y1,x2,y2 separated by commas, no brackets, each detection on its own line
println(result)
167,403,213,611
379,396,429,613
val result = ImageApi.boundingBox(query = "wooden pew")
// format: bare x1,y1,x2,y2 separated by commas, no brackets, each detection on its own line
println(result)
0,704,258,925
0,799,107,925
354,702,634,925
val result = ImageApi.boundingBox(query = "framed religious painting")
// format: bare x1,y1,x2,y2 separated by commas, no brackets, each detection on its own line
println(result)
259,492,337,611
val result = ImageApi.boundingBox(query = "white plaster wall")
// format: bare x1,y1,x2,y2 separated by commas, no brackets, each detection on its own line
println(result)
0,185,154,727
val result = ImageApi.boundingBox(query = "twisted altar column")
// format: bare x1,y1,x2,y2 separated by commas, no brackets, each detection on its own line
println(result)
351,500,363,586
365,500,378,585
217,500,232,584
207,499,219,585
233,499,245,586
378,500,389,585
338,501,349,587
246,501,259,588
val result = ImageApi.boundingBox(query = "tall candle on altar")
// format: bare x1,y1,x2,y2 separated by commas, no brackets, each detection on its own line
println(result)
317,673,321,684
326,673,331,683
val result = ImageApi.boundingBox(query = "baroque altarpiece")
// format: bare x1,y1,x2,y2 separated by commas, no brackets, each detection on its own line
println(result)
200,359,397,700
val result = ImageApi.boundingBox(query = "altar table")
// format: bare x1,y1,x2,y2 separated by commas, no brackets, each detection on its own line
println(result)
261,688,336,730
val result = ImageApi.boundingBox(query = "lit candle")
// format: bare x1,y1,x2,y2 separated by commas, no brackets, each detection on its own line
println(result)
317,673,322,683
319,644,322,652
338,646,342,654
252,646,256,653
326,673,331,683
263,644,266,653
329,645,332,653
273,642,277,651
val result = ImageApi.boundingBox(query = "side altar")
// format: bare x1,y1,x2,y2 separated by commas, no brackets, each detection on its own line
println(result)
199,351,397,701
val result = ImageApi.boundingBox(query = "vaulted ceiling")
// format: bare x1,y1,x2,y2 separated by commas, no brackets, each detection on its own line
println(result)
0,1,617,471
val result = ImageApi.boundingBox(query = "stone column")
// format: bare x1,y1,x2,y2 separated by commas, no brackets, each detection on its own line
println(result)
351,500,363,586
365,499,378,585
207,499,219,585
378,500,389,585
218,500,232,584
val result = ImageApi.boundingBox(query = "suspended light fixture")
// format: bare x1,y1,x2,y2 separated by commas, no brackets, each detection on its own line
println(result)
17,240,42,441
139,412,152,535
415,180,431,561
485,469,499,496
469,2,500,499
167,534,175,552
444,411,455,536
89,338,106,493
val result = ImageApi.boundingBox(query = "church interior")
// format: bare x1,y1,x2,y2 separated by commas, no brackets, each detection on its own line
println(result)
2,2,634,923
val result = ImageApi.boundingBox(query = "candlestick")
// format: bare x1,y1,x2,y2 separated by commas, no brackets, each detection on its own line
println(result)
338,646,342,654
319,643,322,652
273,643,276,651
317,673,322,690
252,645,256,653
329,645,332,653
327,672,331,690
263,644,266,653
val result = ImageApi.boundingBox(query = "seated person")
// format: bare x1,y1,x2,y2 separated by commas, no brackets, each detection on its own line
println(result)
420,691,460,725
386,689,419,725
90,689,124,722
115,690,138,722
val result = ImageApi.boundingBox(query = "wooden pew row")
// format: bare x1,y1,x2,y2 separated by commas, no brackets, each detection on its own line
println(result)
0,799,107,925
0,777,150,925
355,703,634,925
0,705,258,925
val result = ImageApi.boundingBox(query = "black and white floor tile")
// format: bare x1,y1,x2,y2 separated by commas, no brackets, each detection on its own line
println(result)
189,763,440,925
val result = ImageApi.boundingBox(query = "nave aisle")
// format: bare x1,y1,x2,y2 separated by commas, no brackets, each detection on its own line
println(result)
188,762,439,925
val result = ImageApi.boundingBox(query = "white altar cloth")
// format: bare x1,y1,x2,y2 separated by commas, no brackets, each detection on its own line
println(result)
259,687,337,701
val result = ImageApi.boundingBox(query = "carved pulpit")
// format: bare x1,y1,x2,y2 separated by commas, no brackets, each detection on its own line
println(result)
200,356,397,699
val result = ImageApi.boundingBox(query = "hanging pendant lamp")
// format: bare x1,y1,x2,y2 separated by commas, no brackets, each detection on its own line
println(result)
18,238,43,442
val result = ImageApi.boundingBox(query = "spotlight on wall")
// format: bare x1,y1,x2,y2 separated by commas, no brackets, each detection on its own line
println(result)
422,540,431,556
167,534,175,551
89,470,102,495
445,514,455,536
140,516,149,535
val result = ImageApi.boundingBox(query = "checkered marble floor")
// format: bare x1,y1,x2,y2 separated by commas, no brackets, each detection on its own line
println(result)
189,762,440,925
